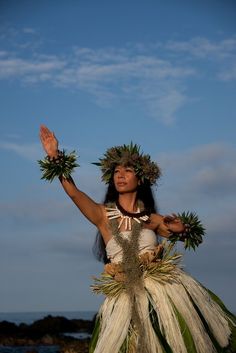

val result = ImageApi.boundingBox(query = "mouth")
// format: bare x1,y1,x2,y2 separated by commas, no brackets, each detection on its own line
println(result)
117,182,127,186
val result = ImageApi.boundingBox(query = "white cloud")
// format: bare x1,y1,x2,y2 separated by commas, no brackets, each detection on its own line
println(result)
0,35,235,123
0,198,76,225
193,165,236,195
0,141,42,160
0,45,195,124
22,27,37,35
166,37,236,60
0,55,65,80
145,89,187,124
165,37,236,82
156,142,236,234
158,142,235,172
164,142,236,198
218,63,236,81
63,52,194,122
0,51,8,57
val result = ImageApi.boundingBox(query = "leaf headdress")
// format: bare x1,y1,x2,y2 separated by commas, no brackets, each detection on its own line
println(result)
92,142,161,185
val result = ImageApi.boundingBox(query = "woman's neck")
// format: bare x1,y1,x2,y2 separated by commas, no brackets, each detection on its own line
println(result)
118,192,138,213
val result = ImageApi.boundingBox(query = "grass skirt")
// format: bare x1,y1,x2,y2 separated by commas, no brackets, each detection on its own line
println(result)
89,268,236,353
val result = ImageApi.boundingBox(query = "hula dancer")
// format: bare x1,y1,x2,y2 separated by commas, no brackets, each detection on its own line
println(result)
39,125,235,353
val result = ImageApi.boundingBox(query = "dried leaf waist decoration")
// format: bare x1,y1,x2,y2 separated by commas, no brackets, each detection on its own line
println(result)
168,211,206,250
91,242,182,297
38,149,79,182
91,236,182,353
103,219,151,353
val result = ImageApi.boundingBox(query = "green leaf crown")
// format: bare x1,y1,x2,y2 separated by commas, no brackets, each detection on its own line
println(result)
92,142,161,185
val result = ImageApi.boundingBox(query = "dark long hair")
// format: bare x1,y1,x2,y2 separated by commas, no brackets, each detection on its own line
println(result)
92,180,158,263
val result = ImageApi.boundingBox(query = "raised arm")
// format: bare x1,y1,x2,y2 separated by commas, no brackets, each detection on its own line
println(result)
39,125,104,226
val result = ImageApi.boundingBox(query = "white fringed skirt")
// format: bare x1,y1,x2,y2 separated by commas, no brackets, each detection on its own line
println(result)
89,268,236,353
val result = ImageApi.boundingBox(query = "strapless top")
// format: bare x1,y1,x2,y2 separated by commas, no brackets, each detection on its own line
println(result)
106,228,158,263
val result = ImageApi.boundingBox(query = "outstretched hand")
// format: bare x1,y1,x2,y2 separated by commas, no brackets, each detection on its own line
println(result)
39,125,59,157
163,213,185,234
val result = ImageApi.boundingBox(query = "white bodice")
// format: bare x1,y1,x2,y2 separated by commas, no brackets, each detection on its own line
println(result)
106,228,158,263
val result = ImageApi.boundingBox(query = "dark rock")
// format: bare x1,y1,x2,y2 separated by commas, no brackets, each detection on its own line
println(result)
27,315,93,336
0,320,18,334
0,314,95,350
60,340,90,353
41,334,54,345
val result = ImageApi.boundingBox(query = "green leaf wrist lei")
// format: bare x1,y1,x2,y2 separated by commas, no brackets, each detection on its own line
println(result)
168,211,206,250
38,149,79,182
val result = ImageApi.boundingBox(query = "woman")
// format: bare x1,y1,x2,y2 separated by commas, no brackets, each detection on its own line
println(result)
39,125,235,353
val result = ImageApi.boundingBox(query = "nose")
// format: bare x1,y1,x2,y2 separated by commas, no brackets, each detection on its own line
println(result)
118,170,125,178
116,168,126,179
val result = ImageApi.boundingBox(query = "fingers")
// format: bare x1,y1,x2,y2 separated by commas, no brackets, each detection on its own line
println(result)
163,215,172,223
40,125,51,136
39,125,54,141
164,214,175,221
163,213,179,223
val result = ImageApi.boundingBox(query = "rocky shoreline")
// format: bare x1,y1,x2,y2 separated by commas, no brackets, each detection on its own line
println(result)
0,314,96,353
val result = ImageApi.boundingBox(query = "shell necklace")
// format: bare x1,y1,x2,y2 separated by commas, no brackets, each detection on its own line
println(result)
106,200,150,231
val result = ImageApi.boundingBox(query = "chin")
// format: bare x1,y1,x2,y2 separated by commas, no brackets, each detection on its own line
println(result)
116,187,137,194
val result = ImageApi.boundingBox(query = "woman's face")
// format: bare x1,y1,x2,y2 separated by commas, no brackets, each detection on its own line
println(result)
113,165,139,193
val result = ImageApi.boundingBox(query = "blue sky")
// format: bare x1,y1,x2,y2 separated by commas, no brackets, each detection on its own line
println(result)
0,0,236,313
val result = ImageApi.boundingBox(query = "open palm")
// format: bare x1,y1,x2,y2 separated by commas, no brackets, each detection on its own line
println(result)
40,125,58,157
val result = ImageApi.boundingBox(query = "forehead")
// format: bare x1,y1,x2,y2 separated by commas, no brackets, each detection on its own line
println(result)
114,164,134,170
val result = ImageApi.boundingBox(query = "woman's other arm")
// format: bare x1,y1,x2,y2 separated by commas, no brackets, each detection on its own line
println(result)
153,213,185,238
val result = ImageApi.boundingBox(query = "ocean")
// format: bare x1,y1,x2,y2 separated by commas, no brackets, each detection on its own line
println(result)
0,311,96,353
